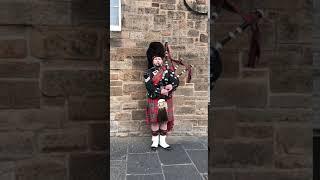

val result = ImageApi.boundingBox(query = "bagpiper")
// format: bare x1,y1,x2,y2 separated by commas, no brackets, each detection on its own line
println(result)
144,42,180,151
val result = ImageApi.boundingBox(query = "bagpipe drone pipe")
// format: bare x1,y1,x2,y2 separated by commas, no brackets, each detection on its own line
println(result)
210,0,264,89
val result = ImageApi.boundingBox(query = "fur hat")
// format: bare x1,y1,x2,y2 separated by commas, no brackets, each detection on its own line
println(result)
146,42,166,69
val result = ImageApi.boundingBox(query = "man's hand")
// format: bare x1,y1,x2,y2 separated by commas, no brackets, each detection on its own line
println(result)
165,84,173,91
161,89,169,96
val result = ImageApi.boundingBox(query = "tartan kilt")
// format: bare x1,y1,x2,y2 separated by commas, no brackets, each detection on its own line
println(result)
145,97,174,131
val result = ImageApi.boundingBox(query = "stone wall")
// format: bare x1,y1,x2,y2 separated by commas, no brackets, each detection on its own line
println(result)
210,0,313,179
0,0,107,179
110,0,209,136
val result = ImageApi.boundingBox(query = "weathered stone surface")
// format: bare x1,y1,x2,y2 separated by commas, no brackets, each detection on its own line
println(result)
235,171,275,180
15,156,67,180
269,95,312,108
0,161,15,180
123,83,145,94
269,45,313,67
174,86,194,96
237,108,312,123
237,125,273,139
69,153,107,180
241,70,268,79
110,80,122,86
211,108,237,139
252,0,312,9
0,108,63,131
275,155,312,169
0,39,27,58
31,1,71,25
0,62,39,78
195,101,207,115
31,27,101,59
41,95,65,106
111,86,123,96
0,2,32,25
89,123,107,151
275,126,312,155
115,112,132,121
41,70,104,97
277,11,312,43
123,15,153,31
0,132,34,160
0,81,40,109
209,171,233,180
235,170,312,180
68,96,106,121
270,67,312,93
212,141,273,168
168,11,185,20
220,51,239,78
132,110,145,120
118,121,140,132
38,128,88,152
71,0,107,25
175,106,196,114
213,80,267,107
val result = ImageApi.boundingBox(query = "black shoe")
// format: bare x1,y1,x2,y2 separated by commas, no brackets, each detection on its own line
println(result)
151,146,157,151
159,145,172,151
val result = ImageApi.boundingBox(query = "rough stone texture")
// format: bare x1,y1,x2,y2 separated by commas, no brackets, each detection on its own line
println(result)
0,108,63,131
69,153,107,180
0,132,34,160
38,128,88,152
68,96,106,121
212,108,237,139
15,156,67,180
210,1,313,178
41,70,104,97
214,79,268,107
212,141,274,168
0,39,27,58
0,0,107,179
110,0,208,136
89,123,108,151
0,62,39,78
0,81,40,109
31,27,101,60
270,67,312,93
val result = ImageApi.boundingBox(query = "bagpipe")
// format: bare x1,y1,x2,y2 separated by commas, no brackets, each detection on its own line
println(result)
152,42,193,86
211,0,264,87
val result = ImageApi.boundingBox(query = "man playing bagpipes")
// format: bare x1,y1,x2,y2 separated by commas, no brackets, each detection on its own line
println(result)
144,42,180,151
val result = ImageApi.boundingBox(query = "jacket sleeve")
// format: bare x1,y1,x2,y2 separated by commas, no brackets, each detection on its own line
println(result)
144,70,161,98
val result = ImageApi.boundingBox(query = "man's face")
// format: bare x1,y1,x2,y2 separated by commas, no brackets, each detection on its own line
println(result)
152,56,163,67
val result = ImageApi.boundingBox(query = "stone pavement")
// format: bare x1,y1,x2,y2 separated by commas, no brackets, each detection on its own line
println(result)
110,136,208,180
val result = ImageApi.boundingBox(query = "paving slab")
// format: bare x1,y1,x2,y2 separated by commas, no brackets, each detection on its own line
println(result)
162,164,202,180
157,144,192,165
128,137,153,153
127,153,162,174
110,137,128,160
202,173,208,180
186,149,208,173
127,174,164,180
110,160,126,180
